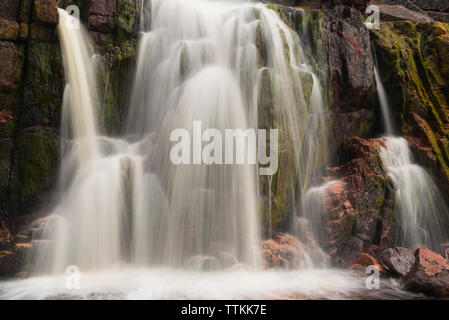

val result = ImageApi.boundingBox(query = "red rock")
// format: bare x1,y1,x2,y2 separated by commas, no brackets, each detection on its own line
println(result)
88,14,115,32
262,234,305,269
404,248,449,297
349,253,387,273
88,0,117,17
32,0,58,26
0,19,19,40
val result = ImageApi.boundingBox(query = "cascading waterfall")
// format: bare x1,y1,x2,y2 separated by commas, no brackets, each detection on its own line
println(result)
128,0,329,269
26,0,329,274
0,1,426,300
374,66,449,251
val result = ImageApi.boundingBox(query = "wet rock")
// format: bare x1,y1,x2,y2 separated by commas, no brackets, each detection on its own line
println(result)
117,0,139,36
410,0,449,12
377,5,432,23
262,234,306,269
371,21,449,197
88,14,115,33
13,126,59,210
320,137,396,267
324,5,375,112
442,244,449,260
0,19,20,41
0,0,20,20
380,247,415,276
29,23,57,42
32,0,59,26
404,248,449,297
349,253,387,273
88,0,117,17
21,41,63,127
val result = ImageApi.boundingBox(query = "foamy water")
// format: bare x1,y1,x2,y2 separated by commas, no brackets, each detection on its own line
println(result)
0,268,419,300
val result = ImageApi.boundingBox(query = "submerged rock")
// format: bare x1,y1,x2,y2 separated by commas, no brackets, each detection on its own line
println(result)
404,248,449,297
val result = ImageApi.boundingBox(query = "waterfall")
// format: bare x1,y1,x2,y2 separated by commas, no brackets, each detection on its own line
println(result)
380,138,449,250
374,67,394,135
375,62,449,251
24,0,331,275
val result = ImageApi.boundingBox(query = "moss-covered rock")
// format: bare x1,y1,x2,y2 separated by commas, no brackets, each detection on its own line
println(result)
0,19,19,41
371,21,449,195
116,0,139,40
32,0,59,26
21,41,64,127
14,126,58,210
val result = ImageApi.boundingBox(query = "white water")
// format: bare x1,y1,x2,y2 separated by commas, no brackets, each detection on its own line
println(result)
374,65,449,251
374,66,394,135
23,0,332,275
380,137,449,250
0,267,418,300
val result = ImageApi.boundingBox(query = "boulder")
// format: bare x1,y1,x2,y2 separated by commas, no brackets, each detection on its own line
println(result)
404,248,449,297
380,247,415,276
349,253,387,273
32,0,59,26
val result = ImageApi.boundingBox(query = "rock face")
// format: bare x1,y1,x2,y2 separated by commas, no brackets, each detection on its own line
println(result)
0,0,139,230
317,137,395,267
371,22,449,196
404,248,449,297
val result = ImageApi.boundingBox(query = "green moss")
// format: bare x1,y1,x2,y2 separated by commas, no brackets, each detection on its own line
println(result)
15,127,58,209
372,21,449,189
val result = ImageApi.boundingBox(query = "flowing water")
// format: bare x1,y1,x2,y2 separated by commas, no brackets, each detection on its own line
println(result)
374,66,449,251
0,1,422,299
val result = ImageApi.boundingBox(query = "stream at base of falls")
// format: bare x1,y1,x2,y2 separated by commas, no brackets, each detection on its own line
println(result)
0,268,421,300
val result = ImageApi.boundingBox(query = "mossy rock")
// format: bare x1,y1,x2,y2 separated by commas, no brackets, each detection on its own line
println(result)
117,0,139,40
371,21,449,193
21,41,64,128
14,126,58,210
